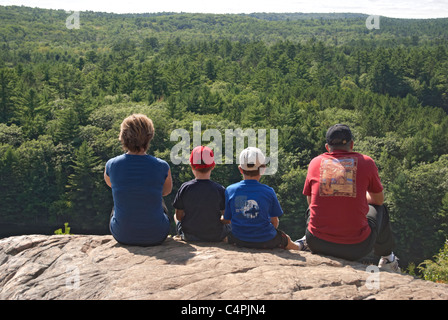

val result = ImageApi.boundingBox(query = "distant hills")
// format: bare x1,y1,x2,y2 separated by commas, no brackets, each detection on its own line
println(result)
1,5,447,47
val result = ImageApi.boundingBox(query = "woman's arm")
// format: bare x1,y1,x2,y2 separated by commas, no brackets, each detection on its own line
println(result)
104,168,111,187
162,168,173,196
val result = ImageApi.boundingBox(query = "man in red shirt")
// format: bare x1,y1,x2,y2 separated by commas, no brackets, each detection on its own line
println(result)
298,124,400,272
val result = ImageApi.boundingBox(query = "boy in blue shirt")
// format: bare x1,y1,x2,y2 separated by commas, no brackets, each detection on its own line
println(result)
223,147,299,250
173,146,231,242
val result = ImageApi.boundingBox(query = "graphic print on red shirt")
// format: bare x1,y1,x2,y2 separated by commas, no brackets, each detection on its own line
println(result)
319,157,357,197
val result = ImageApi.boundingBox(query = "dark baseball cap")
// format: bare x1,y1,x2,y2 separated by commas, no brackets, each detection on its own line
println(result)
326,124,353,146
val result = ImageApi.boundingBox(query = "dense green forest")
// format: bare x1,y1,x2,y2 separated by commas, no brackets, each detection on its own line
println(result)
1,5,448,270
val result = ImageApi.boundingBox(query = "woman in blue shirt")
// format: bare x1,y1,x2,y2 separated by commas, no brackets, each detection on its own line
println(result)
104,114,172,246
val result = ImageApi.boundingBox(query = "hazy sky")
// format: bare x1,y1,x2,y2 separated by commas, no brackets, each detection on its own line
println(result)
0,0,447,18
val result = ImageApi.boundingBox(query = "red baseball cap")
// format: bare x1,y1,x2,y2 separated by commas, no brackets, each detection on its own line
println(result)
189,146,215,169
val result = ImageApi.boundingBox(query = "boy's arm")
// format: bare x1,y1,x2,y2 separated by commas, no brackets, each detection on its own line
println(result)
270,216,279,228
220,210,231,224
175,209,185,221
269,189,282,229
222,189,232,224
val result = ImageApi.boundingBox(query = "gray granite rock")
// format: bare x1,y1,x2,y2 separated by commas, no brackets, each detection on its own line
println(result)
1,234,447,300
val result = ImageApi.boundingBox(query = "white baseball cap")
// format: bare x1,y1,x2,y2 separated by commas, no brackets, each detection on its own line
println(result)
239,147,266,171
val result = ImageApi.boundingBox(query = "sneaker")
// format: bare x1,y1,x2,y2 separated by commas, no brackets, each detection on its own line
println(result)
378,256,401,273
294,236,309,251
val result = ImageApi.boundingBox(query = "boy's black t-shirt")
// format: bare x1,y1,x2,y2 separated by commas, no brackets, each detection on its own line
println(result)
173,179,226,241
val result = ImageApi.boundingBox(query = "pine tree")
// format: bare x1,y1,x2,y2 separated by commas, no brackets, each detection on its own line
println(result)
66,141,102,225
0,145,20,222
54,107,80,145
14,88,46,139
205,59,217,80
0,68,17,123
141,60,165,99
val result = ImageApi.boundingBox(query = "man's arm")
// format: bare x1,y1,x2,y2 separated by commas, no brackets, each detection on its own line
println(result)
367,158,384,206
306,195,311,206
366,191,384,206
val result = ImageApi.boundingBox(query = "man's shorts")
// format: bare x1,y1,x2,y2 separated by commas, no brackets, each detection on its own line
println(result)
227,229,289,249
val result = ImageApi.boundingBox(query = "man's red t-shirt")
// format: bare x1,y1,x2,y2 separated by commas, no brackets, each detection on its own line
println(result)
302,150,384,244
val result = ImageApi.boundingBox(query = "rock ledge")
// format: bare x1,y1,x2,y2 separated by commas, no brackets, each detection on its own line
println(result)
1,234,447,300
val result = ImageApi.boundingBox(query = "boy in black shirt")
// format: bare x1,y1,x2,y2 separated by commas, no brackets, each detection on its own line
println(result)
173,146,231,242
